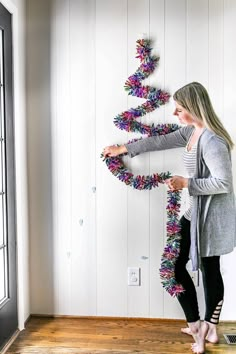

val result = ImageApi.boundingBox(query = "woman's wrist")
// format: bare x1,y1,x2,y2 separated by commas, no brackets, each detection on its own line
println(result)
183,178,189,188
119,145,128,154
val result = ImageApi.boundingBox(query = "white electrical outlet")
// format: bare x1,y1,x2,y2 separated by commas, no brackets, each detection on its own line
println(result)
128,267,140,286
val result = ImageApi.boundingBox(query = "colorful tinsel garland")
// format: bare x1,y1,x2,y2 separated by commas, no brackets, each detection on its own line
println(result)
114,39,170,136
102,39,184,296
160,191,184,296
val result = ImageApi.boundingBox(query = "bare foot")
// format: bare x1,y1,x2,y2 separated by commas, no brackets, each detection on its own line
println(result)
191,342,204,354
181,327,192,335
188,320,209,354
181,322,219,344
205,322,219,344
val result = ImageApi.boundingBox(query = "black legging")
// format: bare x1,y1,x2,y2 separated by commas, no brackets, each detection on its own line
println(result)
175,216,224,324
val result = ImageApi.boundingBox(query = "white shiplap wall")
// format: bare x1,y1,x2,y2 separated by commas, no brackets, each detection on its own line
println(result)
27,0,236,320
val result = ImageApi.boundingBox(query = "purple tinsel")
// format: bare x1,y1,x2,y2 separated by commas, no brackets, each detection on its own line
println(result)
102,38,183,297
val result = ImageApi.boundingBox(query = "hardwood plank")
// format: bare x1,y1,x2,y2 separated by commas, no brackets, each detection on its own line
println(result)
5,317,236,353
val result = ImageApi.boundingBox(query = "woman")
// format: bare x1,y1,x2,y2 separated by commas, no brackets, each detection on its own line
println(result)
103,82,236,354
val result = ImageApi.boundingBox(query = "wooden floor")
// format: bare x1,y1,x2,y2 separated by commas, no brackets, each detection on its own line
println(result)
5,317,236,354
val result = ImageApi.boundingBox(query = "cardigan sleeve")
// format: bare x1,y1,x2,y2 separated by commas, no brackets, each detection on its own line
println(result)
188,136,233,196
125,125,192,158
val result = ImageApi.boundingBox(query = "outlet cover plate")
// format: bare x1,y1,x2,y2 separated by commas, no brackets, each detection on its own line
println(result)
128,267,140,286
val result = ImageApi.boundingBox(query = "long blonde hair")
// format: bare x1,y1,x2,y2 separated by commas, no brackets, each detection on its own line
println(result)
173,82,234,149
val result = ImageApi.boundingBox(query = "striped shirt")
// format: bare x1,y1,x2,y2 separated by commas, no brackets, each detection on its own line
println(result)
183,143,197,220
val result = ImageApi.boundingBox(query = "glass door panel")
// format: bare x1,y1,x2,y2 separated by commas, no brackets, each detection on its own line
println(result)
0,248,5,302
0,24,8,309
0,2,17,348
0,195,3,246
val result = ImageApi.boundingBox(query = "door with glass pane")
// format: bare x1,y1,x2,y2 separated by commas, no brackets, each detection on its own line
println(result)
0,3,17,349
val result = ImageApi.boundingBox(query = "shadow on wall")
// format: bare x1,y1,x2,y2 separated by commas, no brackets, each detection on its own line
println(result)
26,0,55,315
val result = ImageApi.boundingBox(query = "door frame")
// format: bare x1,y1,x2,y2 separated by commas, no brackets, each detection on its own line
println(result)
0,0,29,331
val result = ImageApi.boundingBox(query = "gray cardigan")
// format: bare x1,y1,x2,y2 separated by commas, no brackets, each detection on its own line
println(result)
125,125,236,270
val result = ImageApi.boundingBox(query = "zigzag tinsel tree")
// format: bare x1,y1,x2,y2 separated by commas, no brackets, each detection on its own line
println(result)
102,39,184,297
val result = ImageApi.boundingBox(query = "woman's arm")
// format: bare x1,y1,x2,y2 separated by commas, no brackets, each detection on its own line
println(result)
103,125,193,159
188,137,233,196
125,125,192,158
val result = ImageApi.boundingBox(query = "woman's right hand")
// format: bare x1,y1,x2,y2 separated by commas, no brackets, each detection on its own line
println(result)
103,145,127,158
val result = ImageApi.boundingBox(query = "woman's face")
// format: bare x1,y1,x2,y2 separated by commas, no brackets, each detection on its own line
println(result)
173,102,195,125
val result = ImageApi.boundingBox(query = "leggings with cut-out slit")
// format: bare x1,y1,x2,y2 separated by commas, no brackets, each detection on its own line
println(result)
174,216,224,324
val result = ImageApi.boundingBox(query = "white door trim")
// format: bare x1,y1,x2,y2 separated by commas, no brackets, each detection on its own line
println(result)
0,0,29,331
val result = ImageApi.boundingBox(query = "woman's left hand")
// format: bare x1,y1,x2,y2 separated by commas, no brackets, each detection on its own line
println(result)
165,176,188,191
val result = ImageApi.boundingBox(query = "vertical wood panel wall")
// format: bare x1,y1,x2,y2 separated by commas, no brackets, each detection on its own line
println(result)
28,0,236,320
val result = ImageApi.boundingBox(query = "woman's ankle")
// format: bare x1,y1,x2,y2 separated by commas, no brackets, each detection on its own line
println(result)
187,320,201,334
205,320,217,331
